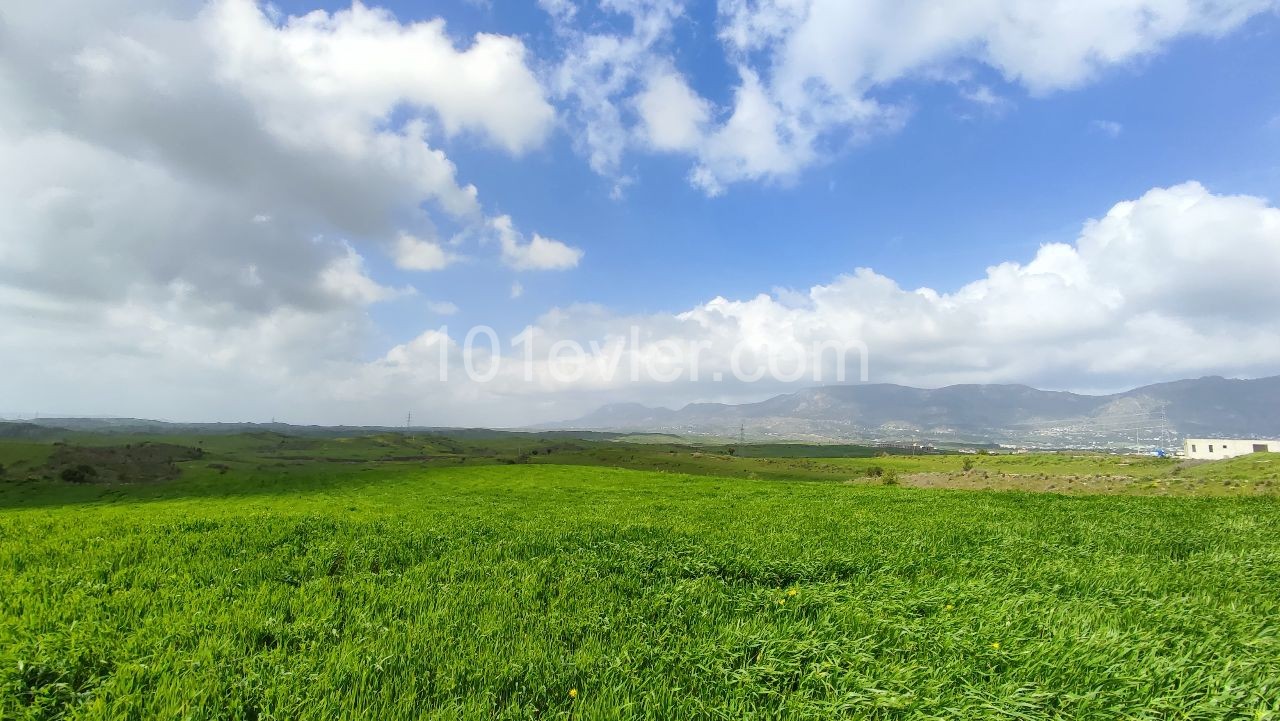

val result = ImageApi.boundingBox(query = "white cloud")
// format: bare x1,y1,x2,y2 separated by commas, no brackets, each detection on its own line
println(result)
520,234,585,271
1091,119,1124,137
705,0,1277,191
635,70,711,151
491,215,584,271
542,0,686,183
2,0,563,264
427,300,460,315
726,0,1277,95
314,176,1277,427
690,67,821,195
0,0,563,312
321,244,408,304
0,0,571,423
416,182,1280,420
538,0,578,23
206,0,553,157
393,233,457,271
449,182,1279,418
2,1,1275,426
545,0,1277,194
5,182,1277,426
511,281,525,299
959,85,1013,118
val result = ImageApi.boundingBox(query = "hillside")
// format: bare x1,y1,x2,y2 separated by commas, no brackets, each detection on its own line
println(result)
3,460,1278,718
558,375,1280,447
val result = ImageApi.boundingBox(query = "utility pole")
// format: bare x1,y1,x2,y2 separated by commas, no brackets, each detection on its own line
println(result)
739,422,745,445
406,411,412,431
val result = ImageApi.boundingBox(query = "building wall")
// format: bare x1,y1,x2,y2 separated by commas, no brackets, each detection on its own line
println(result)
1183,438,1279,460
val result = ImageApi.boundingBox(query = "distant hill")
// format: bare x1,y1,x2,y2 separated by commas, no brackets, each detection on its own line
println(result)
555,375,1280,448
11,375,1278,449
0,421,70,441
7,418,627,442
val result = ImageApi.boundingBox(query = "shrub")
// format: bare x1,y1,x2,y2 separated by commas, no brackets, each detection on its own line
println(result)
962,457,975,472
60,464,98,484
865,465,884,478
882,470,900,486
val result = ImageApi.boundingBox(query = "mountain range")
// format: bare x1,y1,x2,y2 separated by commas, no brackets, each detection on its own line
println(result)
5,375,1276,449
553,375,1280,448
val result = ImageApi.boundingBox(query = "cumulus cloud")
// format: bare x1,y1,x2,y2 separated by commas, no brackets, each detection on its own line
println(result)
393,234,457,271
375,182,1280,422
458,182,1279,421
328,184,1278,427
635,70,711,151
490,216,584,271
6,181,1277,426
205,0,553,158
321,245,410,304
0,0,558,294
0,0,571,422
542,0,686,190
2,1,1276,426
688,67,829,195
545,0,1277,194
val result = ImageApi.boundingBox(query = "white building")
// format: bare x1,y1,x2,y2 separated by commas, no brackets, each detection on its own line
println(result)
1184,438,1278,460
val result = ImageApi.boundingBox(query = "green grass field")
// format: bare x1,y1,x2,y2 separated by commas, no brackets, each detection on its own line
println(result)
2,434,1279,720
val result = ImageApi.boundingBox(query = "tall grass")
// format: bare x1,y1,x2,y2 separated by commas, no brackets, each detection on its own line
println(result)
2,465,1278,719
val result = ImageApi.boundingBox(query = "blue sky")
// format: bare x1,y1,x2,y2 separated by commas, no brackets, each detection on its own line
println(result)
2,0,1280,424
356,1,1280,346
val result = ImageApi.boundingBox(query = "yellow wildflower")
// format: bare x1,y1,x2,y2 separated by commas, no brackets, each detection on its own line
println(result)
569,688,578,700
786,588,798,597
944,604,954,611
990,642,1001,650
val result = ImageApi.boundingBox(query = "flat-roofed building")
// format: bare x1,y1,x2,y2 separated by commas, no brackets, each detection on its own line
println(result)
1184,438,1279,460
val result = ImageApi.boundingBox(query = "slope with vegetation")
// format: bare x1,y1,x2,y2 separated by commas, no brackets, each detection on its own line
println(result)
0,433,1278,719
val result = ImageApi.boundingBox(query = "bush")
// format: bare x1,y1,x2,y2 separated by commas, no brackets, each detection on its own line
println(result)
865,465,884,478
882,470,900,486
60,464,98,484
962,457,975,472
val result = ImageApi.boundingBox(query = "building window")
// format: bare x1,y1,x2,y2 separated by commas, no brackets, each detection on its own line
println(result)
1255,444,1269,453
1191,445,1197,453
1209,445,1214,453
